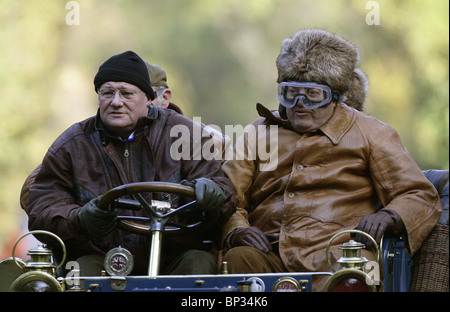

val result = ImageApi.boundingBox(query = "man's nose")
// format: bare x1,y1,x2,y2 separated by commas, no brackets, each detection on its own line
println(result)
295,97,304,107
111,91,123,106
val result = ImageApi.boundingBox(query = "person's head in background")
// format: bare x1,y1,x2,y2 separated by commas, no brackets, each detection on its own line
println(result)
145,61,172,109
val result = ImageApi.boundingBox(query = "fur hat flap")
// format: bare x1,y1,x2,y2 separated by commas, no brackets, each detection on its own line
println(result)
344,69,369,111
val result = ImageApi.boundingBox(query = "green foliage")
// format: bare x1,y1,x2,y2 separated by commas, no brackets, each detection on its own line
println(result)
0,0,448,254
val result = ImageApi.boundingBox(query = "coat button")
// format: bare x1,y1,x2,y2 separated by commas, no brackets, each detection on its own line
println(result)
288,192,295,198
297,164,304,170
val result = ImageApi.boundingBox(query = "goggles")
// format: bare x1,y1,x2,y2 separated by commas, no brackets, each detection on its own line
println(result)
278,82,337,109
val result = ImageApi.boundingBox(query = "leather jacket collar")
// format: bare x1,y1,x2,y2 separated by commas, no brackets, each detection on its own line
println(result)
256,102,356,145
94,104,160,142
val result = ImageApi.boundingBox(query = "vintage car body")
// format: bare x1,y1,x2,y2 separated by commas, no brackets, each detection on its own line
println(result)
1,170,447,293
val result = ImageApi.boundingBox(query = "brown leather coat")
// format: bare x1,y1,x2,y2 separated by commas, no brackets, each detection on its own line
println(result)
27,105,236,273
222,103,441,274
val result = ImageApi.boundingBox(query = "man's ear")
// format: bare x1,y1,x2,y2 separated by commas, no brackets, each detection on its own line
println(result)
161,89,172,109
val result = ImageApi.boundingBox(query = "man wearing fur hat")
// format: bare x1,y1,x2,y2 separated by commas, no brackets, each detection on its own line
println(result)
221,29,441,291
25,51,236,276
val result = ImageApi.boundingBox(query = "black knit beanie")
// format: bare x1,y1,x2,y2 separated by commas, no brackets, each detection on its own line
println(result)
94,51,155,100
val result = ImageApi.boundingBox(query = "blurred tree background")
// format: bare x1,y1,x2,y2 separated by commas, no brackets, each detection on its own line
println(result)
0,0,448,257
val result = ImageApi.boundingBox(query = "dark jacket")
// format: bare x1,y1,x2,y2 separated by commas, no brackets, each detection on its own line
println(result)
27,104,236,273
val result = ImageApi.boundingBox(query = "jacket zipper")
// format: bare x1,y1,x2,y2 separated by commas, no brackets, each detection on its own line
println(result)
124,142,131,182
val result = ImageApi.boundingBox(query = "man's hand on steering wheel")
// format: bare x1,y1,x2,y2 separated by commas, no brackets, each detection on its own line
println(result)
180,178,226,212
78,196,117,237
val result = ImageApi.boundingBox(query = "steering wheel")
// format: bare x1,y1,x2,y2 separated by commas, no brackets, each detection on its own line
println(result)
97,181,214,236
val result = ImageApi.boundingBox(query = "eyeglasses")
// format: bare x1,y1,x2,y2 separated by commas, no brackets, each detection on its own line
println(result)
98,88,142,101
278,81,337,109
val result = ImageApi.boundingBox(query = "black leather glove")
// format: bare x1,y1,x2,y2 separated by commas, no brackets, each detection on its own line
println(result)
181,178,226,212
78,197,117,237
224,226,272,254
354,209,404,247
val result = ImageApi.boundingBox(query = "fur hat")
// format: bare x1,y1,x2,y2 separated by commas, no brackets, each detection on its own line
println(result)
276,29,368,110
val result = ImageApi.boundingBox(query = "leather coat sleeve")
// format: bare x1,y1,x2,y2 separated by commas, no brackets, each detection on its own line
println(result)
166,113,237,225
28,146,91,246
220,125,258,242
20,164,41,214
362,120,442,254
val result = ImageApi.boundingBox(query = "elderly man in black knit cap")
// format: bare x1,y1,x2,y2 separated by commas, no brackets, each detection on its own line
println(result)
25,51,236,277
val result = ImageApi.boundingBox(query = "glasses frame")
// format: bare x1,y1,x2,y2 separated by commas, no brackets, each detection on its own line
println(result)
98,88,143,101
